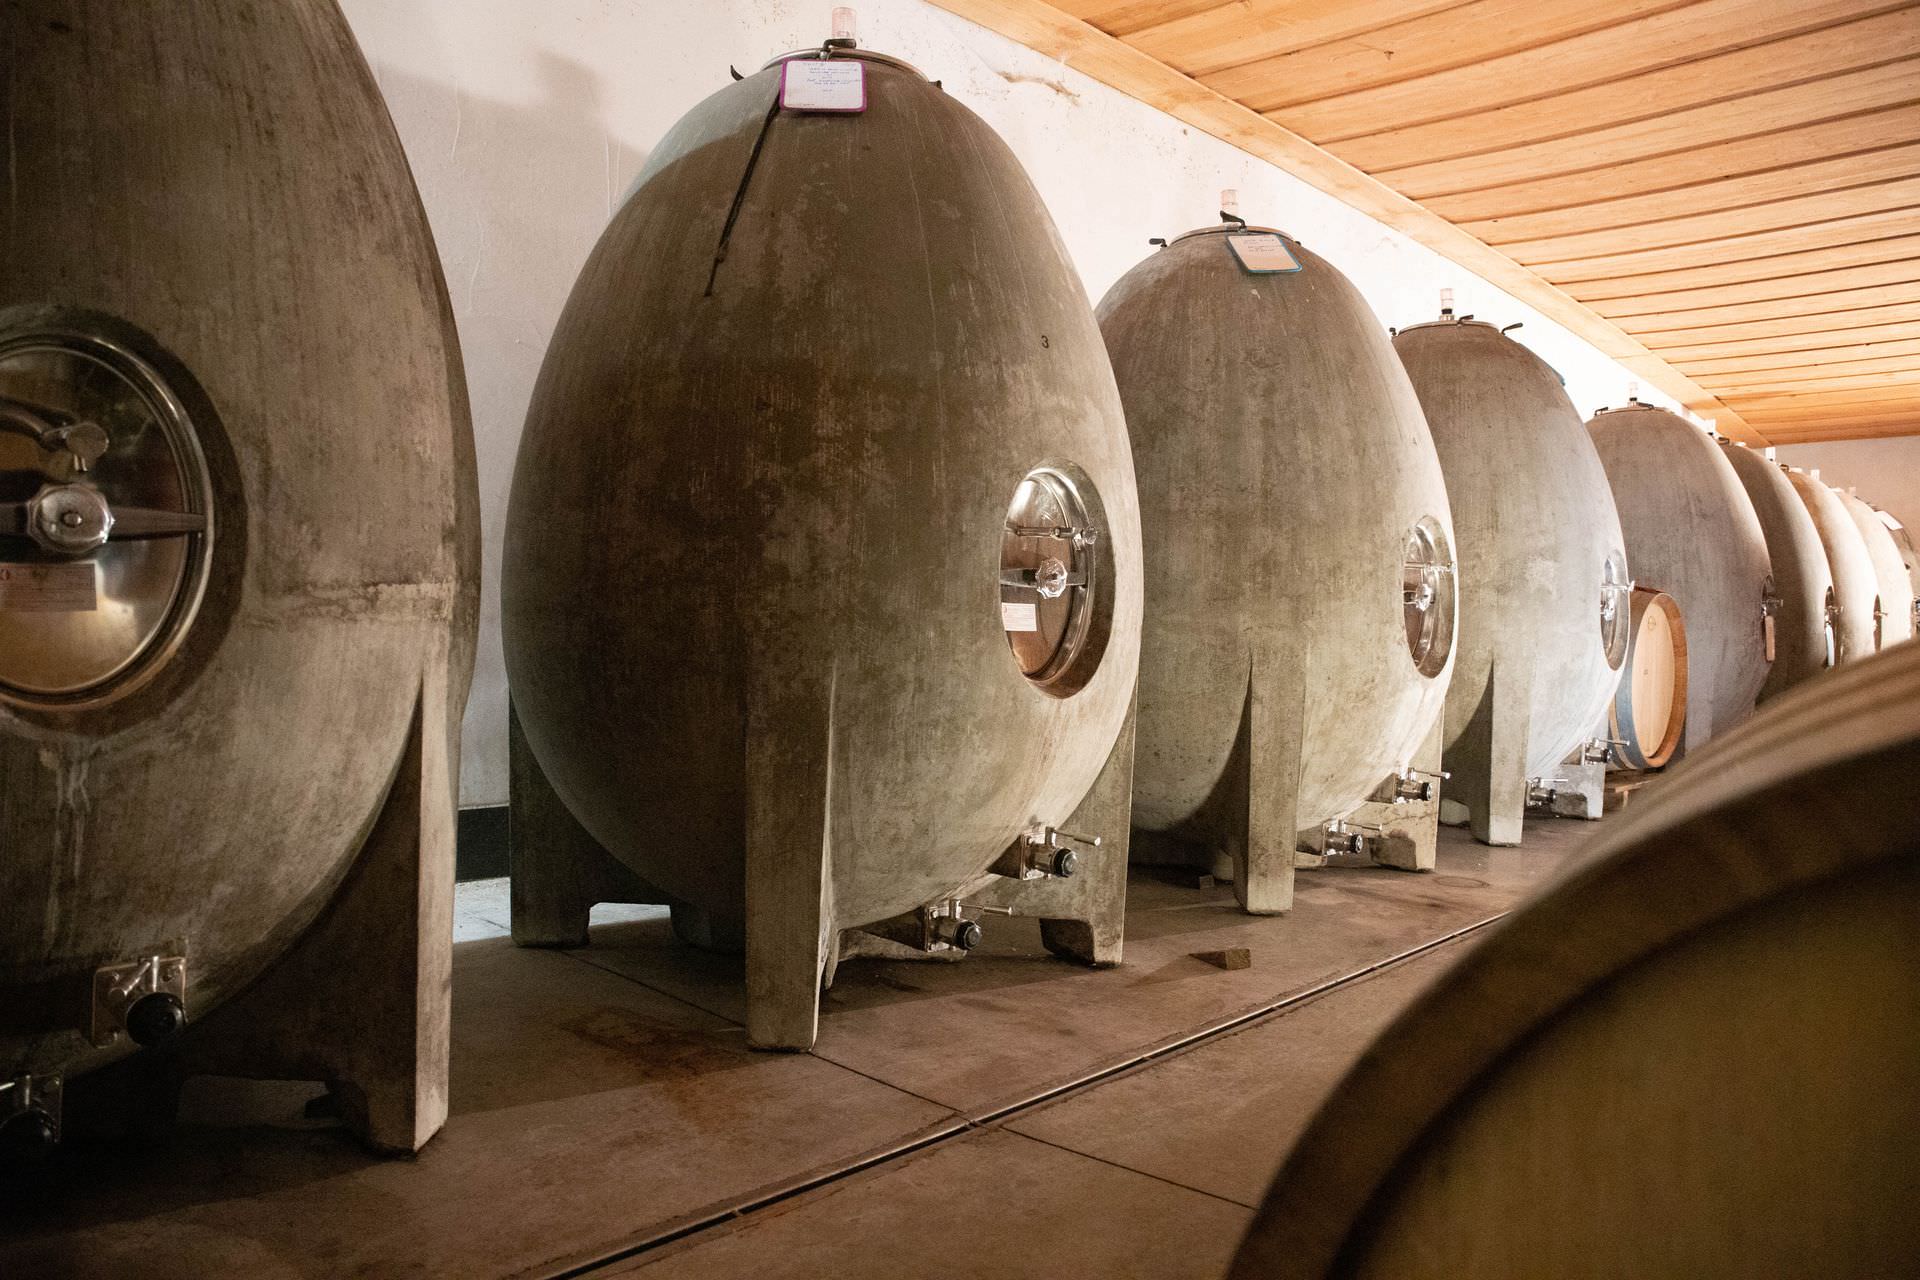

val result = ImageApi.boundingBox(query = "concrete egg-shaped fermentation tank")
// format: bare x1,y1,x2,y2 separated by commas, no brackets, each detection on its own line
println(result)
1882,511,1920,599
1789,468,1881,662
1840,490,1917,649
1720,442,1834,698
1392,310,1626,844
1586,402,1771,752
2,0,477,1155
1099,206,1455,912
503,34,1142,1050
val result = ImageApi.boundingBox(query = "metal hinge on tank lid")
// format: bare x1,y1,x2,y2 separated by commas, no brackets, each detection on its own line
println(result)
89,949,188,1049
0,1074,62,1158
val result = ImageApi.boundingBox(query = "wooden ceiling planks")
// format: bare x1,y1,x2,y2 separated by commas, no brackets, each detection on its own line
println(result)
931,0,1920,443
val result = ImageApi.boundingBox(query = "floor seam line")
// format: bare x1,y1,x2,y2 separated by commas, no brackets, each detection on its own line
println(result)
557,947,748,1027
807,1051,964,1114
553,911,1509,1278
1000,1129,1257,1211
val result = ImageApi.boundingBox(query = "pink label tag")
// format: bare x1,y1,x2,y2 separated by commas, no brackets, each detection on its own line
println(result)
781,59,866,112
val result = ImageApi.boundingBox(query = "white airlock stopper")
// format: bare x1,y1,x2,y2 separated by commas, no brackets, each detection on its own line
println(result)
1220,188,1239,217
831,6,857,41
1439,287,1454,317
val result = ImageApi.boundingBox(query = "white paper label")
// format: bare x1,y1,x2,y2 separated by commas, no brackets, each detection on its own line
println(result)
1001,600,1039,632
1227,234,1302,274
781,59,867,112
0,561,98,612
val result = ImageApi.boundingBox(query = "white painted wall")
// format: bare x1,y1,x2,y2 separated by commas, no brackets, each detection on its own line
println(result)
1775,439,1920,536
340,0,1689,807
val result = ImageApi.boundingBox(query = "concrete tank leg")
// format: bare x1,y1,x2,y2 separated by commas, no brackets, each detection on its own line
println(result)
1230,643,1303,915
173,663,455,1154
508,699,665,948
1453,654,1531,847
1371,713,1445,872
743,662,839,1052
1034,701,1137,966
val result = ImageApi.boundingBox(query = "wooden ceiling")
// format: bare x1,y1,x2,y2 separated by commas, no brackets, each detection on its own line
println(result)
931,0,1920,445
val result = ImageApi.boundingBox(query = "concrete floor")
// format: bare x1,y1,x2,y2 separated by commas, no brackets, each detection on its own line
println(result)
1,819,1598,1280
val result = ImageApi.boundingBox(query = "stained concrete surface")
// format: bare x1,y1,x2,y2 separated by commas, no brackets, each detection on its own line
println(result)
615,1127,1255,1280
1,820,1596,1279
1005,940,1465,1208
616,944,1466,1279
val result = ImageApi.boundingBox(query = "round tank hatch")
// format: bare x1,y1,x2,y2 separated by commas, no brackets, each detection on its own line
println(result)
1823,586,1838,668
1000,465,1104,696
0,318,213,709
1401,516,1455,677
1600,551,1631,670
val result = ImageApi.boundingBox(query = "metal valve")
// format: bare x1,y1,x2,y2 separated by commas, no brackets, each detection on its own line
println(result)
1382,767,1448,805
1319,819,1380,856
91,952,188,1048
0,1075,61,1161
1581,739,1621,765
1029,844,1077,878
932,912,981,952
999,826,1098,880
1527,780,1564,807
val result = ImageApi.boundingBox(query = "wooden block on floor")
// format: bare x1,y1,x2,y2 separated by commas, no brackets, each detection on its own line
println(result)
1194,947,1252,971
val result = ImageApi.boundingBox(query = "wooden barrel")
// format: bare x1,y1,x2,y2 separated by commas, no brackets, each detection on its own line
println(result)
1231,640,1920,1280
1607,586,1686,769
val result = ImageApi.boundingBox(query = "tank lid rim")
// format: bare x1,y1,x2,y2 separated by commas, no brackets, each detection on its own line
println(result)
763,46,928,78
1394,318,1502,336
1169,223,1292,245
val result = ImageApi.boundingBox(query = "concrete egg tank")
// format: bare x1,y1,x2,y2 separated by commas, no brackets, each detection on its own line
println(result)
503,33,1142,1050
1392,309,1625,844
1586,402,1771,751
1788,468,1880,662
1098,203,1455,912
1719,442,1834,697
1841,489,1917,648
2,0,478,1155
1883,512,1920,599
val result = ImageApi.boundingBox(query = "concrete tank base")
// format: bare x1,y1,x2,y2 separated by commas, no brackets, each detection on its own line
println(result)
1546,756,1609,821
43,668,463,1156
508,702,1138,1051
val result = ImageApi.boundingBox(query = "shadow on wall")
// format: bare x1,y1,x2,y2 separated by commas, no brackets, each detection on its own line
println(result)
368,52,652,807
